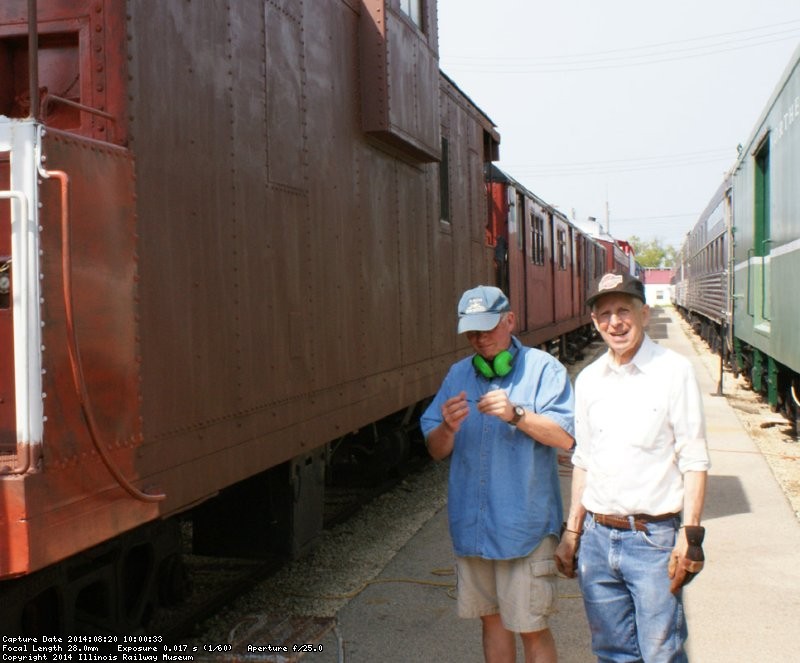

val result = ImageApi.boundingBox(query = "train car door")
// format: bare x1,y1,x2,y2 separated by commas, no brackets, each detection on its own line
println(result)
749,139,771,332
571,228,582,319
525,202,553,331
487,177,510,298
552,216,572,322
506,186,528,330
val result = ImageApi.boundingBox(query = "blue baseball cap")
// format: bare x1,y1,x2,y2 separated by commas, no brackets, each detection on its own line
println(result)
457,285,511,333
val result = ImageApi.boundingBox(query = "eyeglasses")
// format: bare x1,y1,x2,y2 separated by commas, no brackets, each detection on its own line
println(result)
465,320,504,340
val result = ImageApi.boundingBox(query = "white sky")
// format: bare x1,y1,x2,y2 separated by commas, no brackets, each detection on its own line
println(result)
436,0,800,249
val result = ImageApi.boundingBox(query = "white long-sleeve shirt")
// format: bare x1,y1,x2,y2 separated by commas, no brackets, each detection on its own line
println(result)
573,334,710,516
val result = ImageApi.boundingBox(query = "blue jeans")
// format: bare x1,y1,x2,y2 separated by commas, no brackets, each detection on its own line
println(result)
577,514,688,662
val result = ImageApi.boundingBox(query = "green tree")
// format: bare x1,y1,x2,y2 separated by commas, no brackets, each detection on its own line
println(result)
628,236,676,268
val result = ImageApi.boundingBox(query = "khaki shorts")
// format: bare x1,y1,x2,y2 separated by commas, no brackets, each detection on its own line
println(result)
455,535,558,633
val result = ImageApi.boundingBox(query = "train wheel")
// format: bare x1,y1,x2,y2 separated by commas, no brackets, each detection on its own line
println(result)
158,553,190,606
376,429,411,474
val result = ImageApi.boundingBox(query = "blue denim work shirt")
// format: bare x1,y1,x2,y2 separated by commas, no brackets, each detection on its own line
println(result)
420,337,575,560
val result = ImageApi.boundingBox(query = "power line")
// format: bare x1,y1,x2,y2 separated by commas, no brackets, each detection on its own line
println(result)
446,19,800,64
502,147,732,170
506,154,733,177
613,213,699,222
446,36,800,73
442,22,800,73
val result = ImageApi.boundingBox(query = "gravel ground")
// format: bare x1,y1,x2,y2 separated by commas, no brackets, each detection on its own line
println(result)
184,341,604,647
185,460,451,644
185,310,800,647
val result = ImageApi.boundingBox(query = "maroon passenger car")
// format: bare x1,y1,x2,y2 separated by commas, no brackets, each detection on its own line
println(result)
486,166,599,355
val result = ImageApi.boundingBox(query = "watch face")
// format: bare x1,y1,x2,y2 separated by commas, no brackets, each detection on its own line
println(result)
514,406,524,417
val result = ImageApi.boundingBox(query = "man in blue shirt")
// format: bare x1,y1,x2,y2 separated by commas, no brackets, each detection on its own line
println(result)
421,285,575,663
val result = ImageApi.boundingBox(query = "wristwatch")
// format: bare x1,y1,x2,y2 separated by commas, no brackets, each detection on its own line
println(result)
509,405,525,426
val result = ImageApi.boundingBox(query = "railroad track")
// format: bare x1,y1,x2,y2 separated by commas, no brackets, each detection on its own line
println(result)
153,453,432,643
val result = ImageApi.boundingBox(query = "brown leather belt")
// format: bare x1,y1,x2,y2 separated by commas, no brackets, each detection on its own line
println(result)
590,512,680,533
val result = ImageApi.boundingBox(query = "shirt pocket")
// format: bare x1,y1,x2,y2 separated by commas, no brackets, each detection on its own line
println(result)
627,402,670,450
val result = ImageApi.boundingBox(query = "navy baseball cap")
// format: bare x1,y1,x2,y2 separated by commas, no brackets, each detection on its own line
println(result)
586,272,646,308
457,286,511,333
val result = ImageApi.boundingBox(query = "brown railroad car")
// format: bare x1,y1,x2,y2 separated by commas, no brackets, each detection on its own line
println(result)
0,0,597,635
0,0,506,634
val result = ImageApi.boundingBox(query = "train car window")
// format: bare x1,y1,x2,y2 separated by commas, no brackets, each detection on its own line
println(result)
754,140,771,257
0,41,12,115
531,214,545,265
0,32,81,128
515,192,524,251
399,0,424,30
557,228,567,270
439,137,450,222
0,260,9,309
598,246,606,278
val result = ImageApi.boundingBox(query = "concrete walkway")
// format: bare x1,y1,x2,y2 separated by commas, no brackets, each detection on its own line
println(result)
313,307,800,662
656,307,800,662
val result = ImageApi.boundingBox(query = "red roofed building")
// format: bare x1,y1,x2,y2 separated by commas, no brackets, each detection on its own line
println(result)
640,268,674,306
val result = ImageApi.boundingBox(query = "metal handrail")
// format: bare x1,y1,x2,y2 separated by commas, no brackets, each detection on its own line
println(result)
0,190,33,474
746,247,754,316
39,94,116,122
761,239,775,322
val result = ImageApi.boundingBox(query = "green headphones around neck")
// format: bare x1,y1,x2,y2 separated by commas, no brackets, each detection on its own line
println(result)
472,350,514,380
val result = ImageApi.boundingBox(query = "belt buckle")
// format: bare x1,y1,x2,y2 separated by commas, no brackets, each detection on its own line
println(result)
631,516,649,534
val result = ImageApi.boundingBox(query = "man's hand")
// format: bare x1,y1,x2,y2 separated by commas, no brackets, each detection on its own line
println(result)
554,530,581,578
441,391,470,434
427,392,470,461
477,389,513,422
667,525,705,594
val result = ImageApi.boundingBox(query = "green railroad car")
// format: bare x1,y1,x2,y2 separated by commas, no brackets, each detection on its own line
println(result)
731,43,800,416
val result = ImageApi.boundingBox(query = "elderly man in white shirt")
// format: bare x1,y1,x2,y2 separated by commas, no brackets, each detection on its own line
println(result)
555,272,710,663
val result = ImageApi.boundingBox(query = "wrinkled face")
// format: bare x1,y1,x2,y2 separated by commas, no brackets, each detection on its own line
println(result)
465,312,515,360
591,294,649,365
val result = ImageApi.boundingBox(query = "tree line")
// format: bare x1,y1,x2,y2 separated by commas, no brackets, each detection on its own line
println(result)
628,236,677,269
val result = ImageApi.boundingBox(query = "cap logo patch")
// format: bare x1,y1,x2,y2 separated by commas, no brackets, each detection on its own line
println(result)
598,273,623,291
464,297,488,314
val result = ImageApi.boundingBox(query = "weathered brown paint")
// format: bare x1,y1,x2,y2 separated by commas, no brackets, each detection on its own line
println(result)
0,0,500,578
